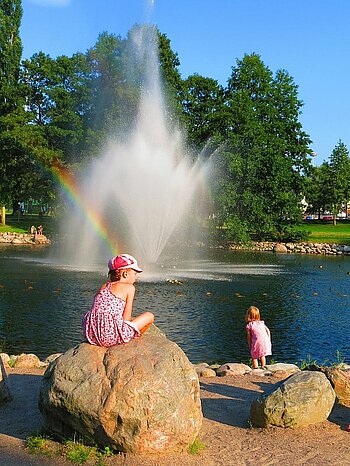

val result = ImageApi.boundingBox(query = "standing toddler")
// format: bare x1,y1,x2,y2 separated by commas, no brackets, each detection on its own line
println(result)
245,306,272,368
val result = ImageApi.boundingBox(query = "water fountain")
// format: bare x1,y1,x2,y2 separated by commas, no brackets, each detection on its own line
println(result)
58,24,208,269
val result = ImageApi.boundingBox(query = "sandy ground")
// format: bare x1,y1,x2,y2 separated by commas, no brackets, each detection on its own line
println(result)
0,368,350,466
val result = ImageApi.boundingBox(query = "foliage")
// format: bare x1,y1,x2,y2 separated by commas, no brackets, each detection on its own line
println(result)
180,74,227,151
26,435,57,456
306,141,350,224
188,438,206,455
65,440,96,464
1,11,338,243
212,54,312,242
303,164,329,217
27,434,115,465
322,141,350,224
158,29,182,114
0,0,23,115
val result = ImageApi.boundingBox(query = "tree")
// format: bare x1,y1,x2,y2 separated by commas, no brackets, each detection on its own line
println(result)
21,52,91,163
179,74,227,151
322,141,350,225
213,53,312,242
0,0,24,215
304,164,329,219
0,0,22,115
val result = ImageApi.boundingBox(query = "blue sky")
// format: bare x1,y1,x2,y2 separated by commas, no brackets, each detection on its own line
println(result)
21,0,350,164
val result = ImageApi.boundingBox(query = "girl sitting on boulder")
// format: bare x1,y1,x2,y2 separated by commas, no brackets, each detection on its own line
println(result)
245,305,272,369
82,254,154,347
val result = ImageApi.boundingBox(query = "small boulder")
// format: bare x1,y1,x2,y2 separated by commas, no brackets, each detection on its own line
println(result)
44,353,63,366
216,363,251,376
15,353,41,368
0,353,10,368
39,330,202,453
194,364,216,378
250,370,335,428
324,366,350,408
264,363,300,375
273,243,288,253
0,357,11,403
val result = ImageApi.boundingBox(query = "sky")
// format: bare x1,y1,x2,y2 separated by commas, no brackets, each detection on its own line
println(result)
20,0,350,165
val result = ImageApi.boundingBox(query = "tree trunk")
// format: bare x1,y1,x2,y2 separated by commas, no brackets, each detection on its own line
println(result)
1,206,5,225
332,204,337,226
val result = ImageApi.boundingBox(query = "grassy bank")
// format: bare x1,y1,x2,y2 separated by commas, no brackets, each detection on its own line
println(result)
299,221,350,245
0,214,57,235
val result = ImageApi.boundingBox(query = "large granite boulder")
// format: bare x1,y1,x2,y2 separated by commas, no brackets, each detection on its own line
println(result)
0,357,11,403
39,328,202,453
324,366,350,407
250,370,335,428
302,364,350,408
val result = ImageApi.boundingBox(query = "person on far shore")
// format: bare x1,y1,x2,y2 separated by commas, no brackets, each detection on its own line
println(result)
82,253,154,347
245,305,272,369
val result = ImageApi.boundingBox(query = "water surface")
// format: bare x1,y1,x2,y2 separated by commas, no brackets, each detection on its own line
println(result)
0,245,349,365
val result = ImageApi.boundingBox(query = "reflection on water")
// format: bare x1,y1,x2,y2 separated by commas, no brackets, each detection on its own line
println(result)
0,245,349,364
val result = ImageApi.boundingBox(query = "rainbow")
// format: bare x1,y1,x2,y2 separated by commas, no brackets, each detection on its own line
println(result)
52,162,118,255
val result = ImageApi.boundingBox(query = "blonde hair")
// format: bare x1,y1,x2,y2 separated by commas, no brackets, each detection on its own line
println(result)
246,306,260,323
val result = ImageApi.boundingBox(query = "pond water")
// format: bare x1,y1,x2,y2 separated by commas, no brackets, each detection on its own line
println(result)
0,245,349,365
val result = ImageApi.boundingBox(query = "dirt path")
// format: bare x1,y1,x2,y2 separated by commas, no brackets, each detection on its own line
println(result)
0,368,350,466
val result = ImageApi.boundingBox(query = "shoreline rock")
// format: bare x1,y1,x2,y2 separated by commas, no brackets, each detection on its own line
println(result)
0,232,50,245
227,241,350,256
39,336,203,453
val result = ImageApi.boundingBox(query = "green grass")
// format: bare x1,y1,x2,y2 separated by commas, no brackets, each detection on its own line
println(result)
188,438,206,455
299,221,350,245
27,435,115,465
0,214,57,235
26,435,58,457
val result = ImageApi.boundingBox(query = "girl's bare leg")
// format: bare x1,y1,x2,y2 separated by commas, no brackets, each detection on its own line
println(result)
260,356,266,367
132,312,154,334
252,358,259,369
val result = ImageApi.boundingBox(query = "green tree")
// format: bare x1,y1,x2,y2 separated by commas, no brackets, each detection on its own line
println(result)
157,30,183,114
322,141,350,225
0,3,58,213
0,0,22,115
214,53,312,242
0,0,25,213
180,74,227,150
304,164,329,219
21,52,91,163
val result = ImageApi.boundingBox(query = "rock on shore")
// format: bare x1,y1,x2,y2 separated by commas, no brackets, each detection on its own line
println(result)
250,370,336,428
0,232,50,245
39,329,202,453
228,241,350,256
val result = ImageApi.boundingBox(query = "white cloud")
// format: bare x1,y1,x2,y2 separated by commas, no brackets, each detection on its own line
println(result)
27,0,71,7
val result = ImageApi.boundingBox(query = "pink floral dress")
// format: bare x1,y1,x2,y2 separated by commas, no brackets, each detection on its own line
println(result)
246,320,272,359
82,282,140,347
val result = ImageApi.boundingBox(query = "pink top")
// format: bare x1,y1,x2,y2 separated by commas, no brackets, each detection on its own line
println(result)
82,282,140,347
246,320,272,359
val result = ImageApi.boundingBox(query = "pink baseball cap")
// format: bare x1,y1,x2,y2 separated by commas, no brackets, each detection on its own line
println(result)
108,254,142,272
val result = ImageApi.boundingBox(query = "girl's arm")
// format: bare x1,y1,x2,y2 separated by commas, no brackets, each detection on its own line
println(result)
122,285,136,321
246,329,252,349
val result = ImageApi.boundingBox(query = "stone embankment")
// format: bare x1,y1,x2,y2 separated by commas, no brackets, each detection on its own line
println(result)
228,241,350,256
0,232,50,245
